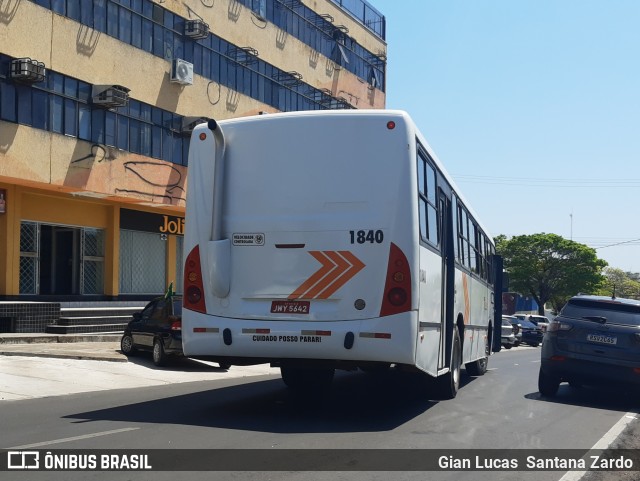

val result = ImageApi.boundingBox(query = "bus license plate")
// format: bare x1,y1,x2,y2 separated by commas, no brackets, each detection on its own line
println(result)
271,300,310,314
587,334,617,345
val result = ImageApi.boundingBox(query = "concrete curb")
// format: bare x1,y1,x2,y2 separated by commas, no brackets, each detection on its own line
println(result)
0,334,122,345
0,350,128,363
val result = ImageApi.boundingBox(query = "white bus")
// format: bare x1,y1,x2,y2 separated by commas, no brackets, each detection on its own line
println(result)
182,110,502,398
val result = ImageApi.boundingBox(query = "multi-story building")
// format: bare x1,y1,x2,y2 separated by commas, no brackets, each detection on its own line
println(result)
0,0,386,307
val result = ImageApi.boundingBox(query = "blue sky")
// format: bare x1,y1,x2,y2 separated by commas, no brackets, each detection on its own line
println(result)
372,0,640,273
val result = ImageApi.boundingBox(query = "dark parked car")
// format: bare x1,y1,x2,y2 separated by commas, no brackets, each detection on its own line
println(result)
517,319,544,347
539,295,640,396
120,295,230,369
502,315,522,346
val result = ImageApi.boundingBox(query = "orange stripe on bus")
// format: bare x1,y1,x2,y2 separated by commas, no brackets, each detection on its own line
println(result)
316,251,366,299
289,251,365,300
288,251,336,300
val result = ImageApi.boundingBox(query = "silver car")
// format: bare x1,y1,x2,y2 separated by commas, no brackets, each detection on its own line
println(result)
501,318,516,350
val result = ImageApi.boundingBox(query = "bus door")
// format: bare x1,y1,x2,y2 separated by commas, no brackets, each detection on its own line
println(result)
438,191,455,370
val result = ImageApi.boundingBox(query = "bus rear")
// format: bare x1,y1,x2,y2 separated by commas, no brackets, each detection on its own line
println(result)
182,111,419,376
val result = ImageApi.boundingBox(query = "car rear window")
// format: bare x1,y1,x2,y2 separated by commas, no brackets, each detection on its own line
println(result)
172,299,183,316
518,320,538,329
561,299,640,326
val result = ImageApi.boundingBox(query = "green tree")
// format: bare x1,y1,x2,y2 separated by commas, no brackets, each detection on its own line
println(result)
596,267,640,299
495,233,607,314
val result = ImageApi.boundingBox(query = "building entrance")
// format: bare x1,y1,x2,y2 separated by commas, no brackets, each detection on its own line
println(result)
19,221,105,296
39,225,81,295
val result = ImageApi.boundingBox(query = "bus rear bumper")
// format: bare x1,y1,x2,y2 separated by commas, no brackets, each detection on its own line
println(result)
182,310,418,366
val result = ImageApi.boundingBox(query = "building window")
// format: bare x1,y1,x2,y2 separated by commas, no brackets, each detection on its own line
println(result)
82,228,105,295
250,0,266,18
0,54,189,165
19,222,39,295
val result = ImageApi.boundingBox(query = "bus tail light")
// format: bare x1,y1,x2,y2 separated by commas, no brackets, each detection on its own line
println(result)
380,243,411,317
184,245,206,314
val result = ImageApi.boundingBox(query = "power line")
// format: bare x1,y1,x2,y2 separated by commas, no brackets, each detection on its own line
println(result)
593,238,640,250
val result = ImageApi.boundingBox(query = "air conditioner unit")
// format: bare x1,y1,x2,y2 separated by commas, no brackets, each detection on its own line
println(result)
10,58,46,84
181,116,208,135
171,59,193,85
185,19,209,40
91,85,130,108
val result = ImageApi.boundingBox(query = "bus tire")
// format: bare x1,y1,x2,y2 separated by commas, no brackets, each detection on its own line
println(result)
437,330,461,399
280,366,334,391
465,335,489,376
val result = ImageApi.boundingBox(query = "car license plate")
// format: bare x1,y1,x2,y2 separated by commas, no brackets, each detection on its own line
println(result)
271,300,310,314
587,334,617,345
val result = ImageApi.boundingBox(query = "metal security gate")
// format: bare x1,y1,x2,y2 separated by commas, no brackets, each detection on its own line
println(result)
119,230,166,294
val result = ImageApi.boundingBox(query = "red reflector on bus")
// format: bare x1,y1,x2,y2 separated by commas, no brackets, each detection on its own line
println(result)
199,133,207,140
633,368,640,375
194,328,206,333
256,328,270,334
387,121,395,130
550,355,566,362
301,330,332,336
374,333,392,339
359,332,392,339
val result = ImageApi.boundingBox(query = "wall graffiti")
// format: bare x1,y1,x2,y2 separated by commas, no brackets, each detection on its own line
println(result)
71,144,118,165
69,144,186,204
119,161,185,202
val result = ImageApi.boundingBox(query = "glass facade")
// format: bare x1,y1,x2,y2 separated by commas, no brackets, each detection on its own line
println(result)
328,0,385,39
0,54,190,165
30,0,377,111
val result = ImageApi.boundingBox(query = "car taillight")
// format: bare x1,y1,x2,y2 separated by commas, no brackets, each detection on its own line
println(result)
170,320,182,331
547,321,573,332
184,245,206,314
380,243,411,317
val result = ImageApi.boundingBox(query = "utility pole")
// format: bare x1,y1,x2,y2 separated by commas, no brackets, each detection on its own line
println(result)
570,212,573,241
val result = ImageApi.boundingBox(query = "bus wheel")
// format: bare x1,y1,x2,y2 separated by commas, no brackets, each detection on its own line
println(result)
437,330,461,399
465,336,489,376
280,366,334,391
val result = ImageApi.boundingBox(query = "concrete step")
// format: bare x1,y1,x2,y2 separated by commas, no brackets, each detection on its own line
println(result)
57,316,133,326
46,324,128,335
60,307,142,318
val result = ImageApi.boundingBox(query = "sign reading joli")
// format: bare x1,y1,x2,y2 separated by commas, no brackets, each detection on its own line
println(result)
120,208,185,236
159,216,185,235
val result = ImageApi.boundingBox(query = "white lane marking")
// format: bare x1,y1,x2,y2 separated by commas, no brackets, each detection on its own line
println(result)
558,410,639,481
8,427,139,449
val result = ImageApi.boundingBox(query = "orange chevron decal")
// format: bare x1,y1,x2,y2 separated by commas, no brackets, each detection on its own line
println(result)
288,251,366,300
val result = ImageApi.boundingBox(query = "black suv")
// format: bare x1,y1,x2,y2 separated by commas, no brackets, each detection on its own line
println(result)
539,295,640,396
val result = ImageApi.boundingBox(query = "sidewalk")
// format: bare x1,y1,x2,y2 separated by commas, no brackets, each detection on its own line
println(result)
0,333,279,401
0,333,125,362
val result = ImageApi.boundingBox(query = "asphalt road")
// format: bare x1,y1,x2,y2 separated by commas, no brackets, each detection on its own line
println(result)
1,347,638,481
